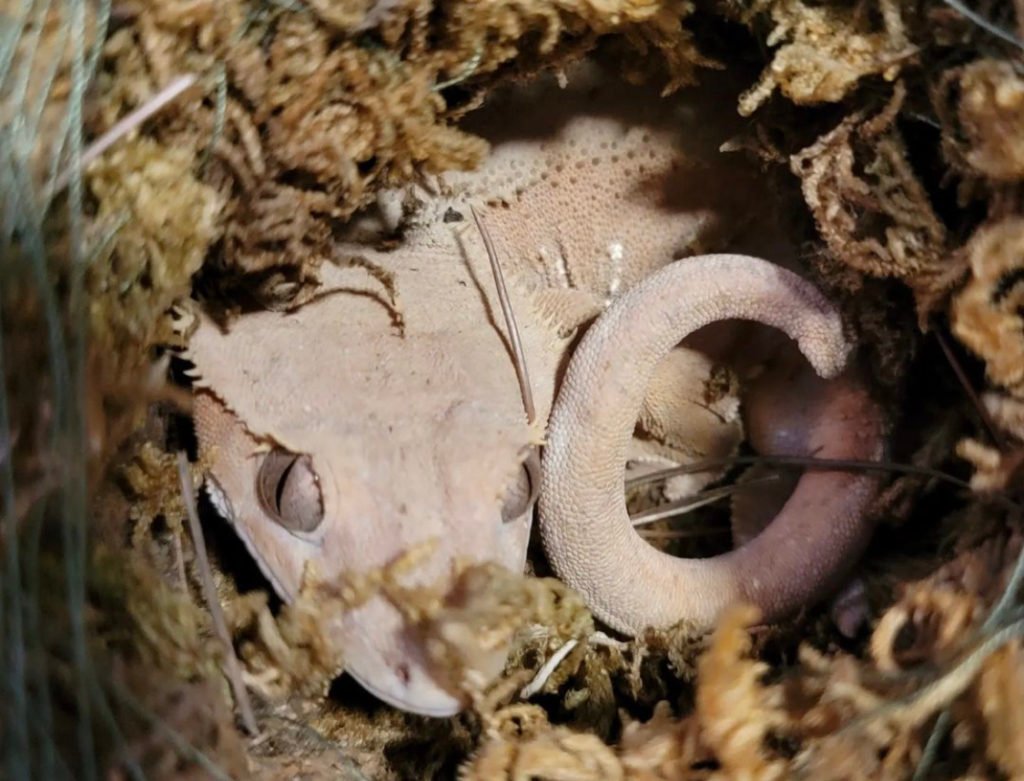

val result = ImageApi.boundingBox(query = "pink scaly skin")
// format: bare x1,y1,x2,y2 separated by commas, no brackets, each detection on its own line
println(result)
539,253,887,635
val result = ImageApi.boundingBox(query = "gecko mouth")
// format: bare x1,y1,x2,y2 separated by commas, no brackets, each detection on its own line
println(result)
347,665,465,718
342,596,469,718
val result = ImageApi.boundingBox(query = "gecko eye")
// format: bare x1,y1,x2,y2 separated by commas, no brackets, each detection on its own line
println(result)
501,448,540,522
256,448,324,533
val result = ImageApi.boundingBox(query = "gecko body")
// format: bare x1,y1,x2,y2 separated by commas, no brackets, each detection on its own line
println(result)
186,63,885,716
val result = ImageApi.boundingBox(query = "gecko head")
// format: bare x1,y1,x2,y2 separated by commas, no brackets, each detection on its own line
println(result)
193,373,538,717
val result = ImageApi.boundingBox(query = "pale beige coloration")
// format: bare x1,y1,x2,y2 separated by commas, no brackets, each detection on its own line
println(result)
186,62,878,717
539,254,886,635
189,240,552,716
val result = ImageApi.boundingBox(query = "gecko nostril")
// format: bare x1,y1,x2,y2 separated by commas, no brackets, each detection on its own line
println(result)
395,663,411,685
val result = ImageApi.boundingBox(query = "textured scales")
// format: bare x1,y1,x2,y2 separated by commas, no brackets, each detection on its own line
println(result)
539,254,886,635
185,63,847,716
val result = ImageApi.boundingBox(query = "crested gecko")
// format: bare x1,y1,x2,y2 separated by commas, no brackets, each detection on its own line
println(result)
184,62,886,717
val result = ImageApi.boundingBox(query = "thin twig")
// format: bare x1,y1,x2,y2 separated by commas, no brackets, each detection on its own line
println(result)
626,454,1023,514
433,46,483,92
986,512,1024,627
935,328,1005,450
588,631,628,650
175,451,259,736
639,527,729,541
48,73,198,197
911,709,951,781
847,616,1024,736
942,0,1024,50
171,528,189,594
520,639,578,699
471,205,537,424
630,474,780,527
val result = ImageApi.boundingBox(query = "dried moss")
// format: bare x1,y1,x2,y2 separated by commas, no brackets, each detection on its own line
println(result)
10,0,1024,777
952,217,1024,395
737,0,915,116
789,86,951,324
941,59,1024,183
90,0,714,312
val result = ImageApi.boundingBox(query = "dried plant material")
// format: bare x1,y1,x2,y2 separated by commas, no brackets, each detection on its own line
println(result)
738,0,915,116
0,2,103,189
77,135,222,470
92,0,716,312
870,586,983,672
36,0,1024,775
955,60,1024,182
952,218,1024,394
98,4,487,305
233,546,451,701
110,664,251,781
177,451,258,735
985,392,1024,440
86,135,224,357
977,640,1024,778
305,0,391,30
504,579,597,697
122,443,189,548
938,531,1022,612
409,566,617,723
793,577,1023,779
501,596,705,731
439,0,705,87
462,717,623,781
790,646,883,739
696,604,788,781
957,437,1024,493
593,1,720,94
418,563,548,704
790,91,951,322
618,702,710,780
232,596,345,702
120,554,223,684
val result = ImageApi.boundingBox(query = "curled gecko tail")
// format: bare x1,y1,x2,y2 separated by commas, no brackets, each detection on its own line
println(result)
538,254,886,636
